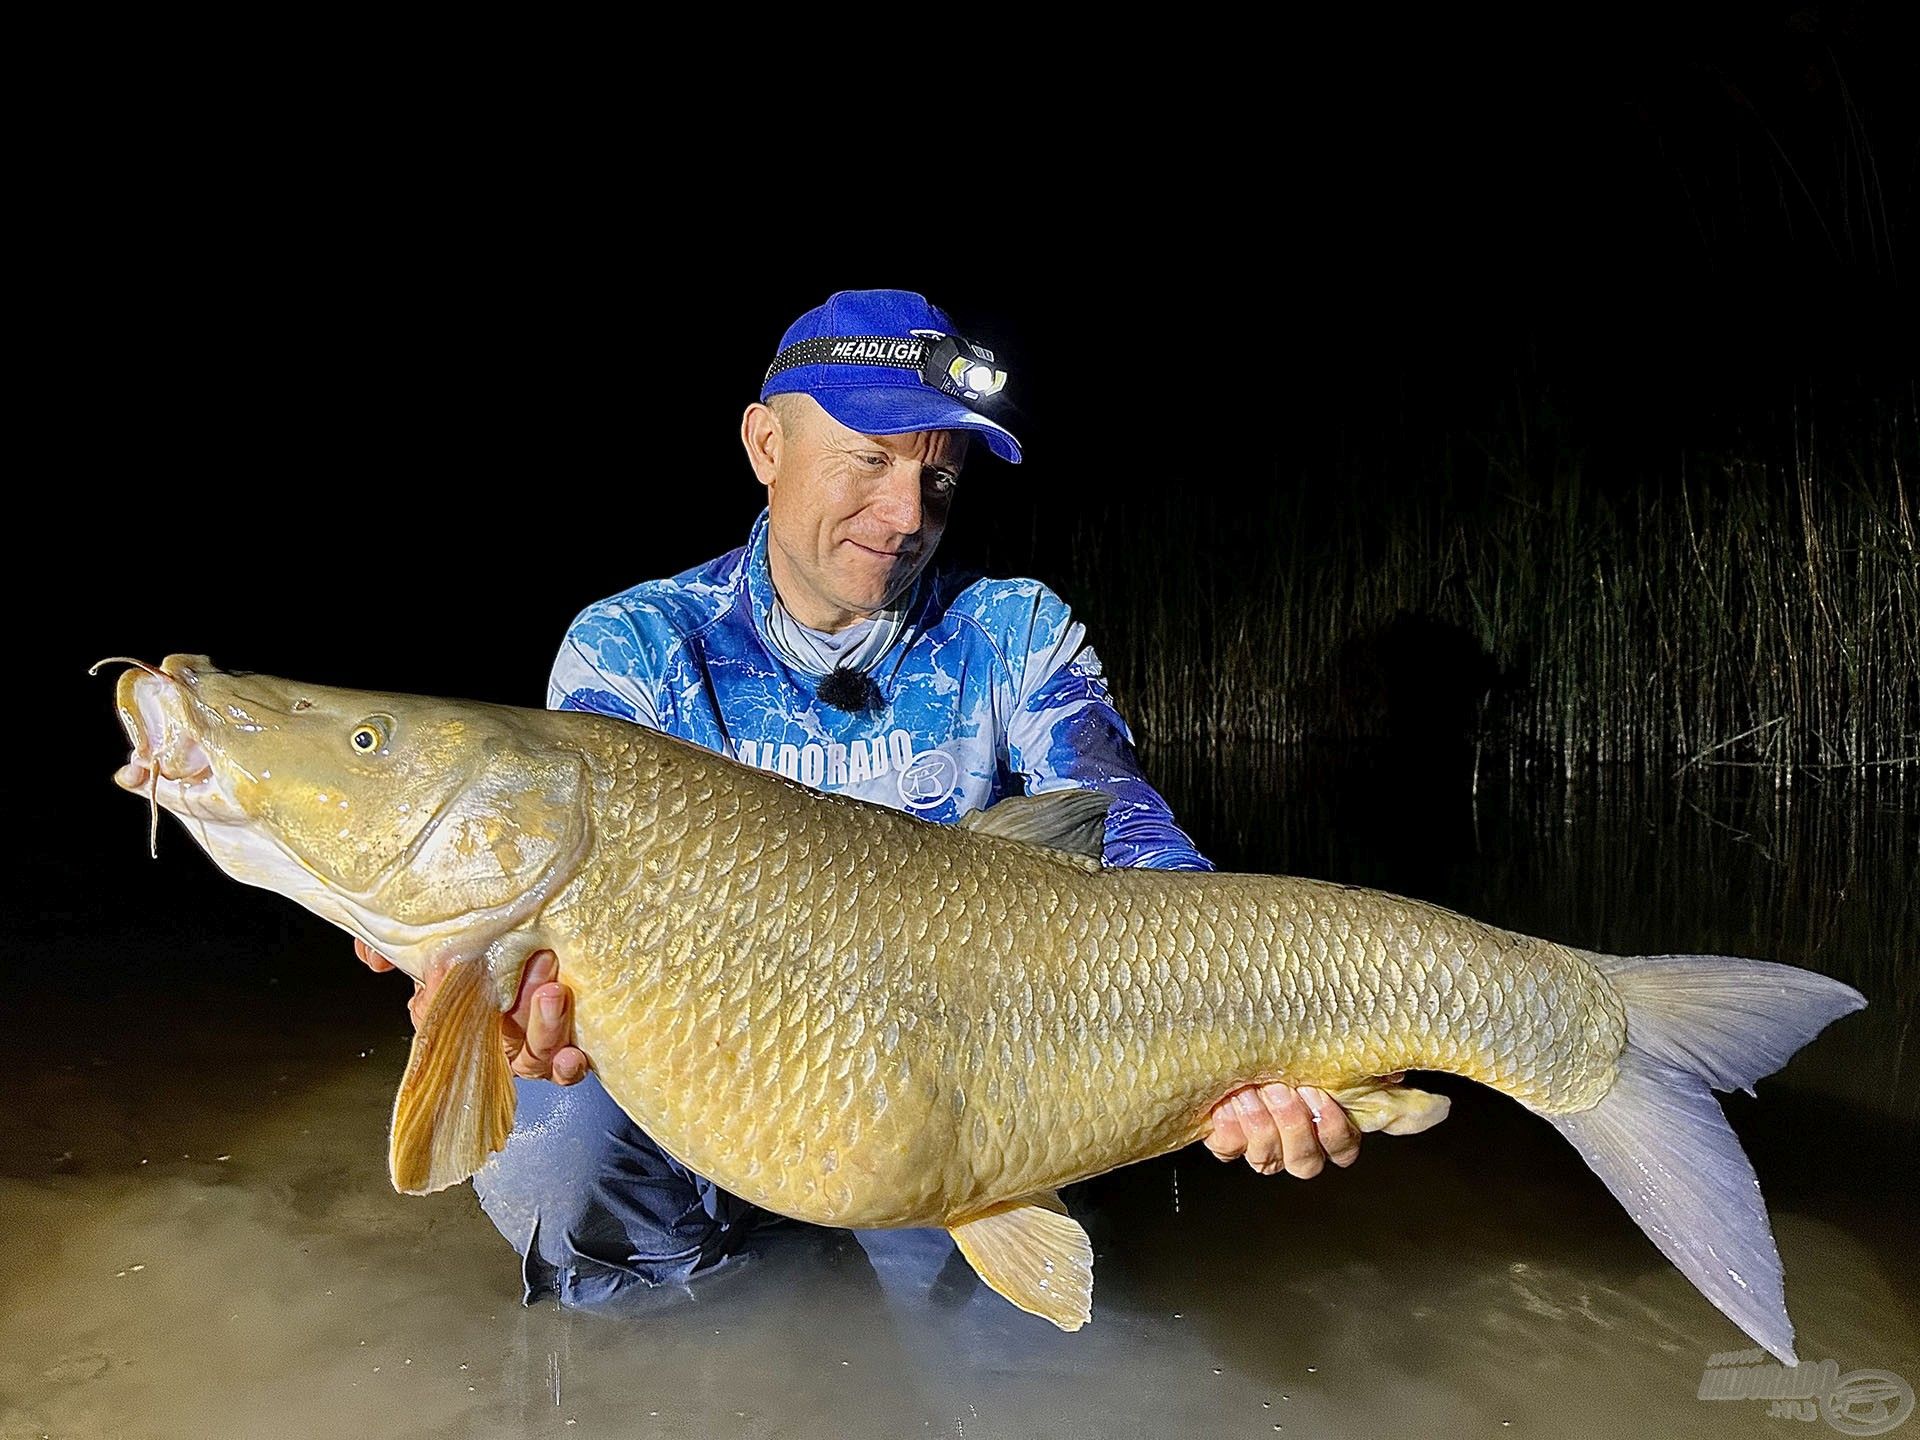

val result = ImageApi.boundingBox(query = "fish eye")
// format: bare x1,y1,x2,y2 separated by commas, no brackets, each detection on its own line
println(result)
350,717,391,755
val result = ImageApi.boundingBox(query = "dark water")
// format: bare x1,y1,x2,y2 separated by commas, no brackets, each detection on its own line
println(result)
4,752,1915,1439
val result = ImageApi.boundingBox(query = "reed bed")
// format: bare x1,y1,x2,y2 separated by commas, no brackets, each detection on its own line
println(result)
1018,404,1918,788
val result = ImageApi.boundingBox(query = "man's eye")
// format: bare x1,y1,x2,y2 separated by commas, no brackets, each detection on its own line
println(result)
857,453,888,468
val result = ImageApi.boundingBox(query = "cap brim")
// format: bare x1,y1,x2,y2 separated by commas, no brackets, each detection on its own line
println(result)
808,385,1023,464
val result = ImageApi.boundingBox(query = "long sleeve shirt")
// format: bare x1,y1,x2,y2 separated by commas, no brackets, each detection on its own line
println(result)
546,508,1211,871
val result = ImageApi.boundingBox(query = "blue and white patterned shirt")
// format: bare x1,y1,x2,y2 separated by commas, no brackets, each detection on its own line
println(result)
547,509,1212,871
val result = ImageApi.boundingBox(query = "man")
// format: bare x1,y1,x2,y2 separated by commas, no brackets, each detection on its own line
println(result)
360,289,1411,1305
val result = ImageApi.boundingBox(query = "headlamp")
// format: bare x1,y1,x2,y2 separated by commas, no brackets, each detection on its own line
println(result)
763,329,1010,408
916,330,1008,403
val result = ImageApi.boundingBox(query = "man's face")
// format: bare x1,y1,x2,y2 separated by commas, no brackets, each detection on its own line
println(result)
745,393,969,631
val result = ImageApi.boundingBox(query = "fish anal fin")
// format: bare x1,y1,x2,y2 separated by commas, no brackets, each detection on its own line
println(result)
389,956,516,1196
1323,1078,1452,1135
959,790,1110,869
948,1192,1093,1331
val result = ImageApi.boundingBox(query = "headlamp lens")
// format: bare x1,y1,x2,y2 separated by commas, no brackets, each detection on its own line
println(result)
925,335,1008,402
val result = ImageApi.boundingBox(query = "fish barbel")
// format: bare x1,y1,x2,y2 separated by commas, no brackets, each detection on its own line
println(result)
103,655,1865,1362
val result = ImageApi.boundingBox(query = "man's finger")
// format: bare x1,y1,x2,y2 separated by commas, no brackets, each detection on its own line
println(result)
505,951,560,1036
497,951,588,1085
1300,1085,1361,1167
354,938,396,973
406,957,448,1032
1233,1087,1287,1175
524,983,571,1063
520,950,558,998
1204,1097,1247,1161
1261,1083,1325,1179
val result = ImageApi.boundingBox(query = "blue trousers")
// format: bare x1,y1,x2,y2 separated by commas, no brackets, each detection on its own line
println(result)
471,1073,977,1308
471,1073,768,1304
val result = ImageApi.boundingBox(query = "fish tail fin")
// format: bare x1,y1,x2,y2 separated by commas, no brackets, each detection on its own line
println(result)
1546,953,1865,1366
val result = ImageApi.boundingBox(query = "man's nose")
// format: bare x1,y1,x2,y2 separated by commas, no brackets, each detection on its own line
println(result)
869,464,925,535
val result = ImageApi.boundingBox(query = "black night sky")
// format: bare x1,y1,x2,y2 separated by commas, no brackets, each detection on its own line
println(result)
21,10,1918,970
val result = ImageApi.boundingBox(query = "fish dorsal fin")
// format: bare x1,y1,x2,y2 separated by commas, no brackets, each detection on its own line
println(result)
389,957,517,1195
947,1192,1094,1330
959,790,1110,870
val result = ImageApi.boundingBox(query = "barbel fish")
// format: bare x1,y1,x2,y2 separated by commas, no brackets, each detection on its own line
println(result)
103,654,1865,1362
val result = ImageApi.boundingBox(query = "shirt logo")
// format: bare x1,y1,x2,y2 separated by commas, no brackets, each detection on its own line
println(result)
898,747,961,810
734,729,919,789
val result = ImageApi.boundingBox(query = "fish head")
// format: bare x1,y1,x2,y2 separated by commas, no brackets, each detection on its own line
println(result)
109,655,591,974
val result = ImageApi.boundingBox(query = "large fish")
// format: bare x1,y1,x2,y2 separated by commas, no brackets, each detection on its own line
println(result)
103,654,1865,1362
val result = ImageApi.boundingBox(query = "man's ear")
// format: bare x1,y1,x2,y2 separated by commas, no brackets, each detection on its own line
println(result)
740,401,781,491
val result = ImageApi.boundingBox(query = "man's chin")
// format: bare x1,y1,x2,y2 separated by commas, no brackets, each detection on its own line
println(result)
836,561,925,612
879,565,931,611
838,589,903,618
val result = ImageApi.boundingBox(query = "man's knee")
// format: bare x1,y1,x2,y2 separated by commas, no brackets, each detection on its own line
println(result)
471,1074,753,1304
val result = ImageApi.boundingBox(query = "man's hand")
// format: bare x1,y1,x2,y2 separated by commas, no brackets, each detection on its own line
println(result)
1202,1076,1407,1178
353,939,591,1085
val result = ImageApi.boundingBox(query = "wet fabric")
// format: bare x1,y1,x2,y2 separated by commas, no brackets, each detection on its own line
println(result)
476,510,1212,1302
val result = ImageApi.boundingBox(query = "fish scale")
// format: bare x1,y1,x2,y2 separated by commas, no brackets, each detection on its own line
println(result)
543,728,1628,1230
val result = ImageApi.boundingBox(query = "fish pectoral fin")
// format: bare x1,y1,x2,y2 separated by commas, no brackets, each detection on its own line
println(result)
1324,1079,1452,1136
959,790,1110,868
947,1192,1094,1331
388,957,517,1196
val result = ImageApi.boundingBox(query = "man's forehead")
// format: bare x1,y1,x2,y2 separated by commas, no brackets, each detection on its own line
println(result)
863,426,970,461
804,399,968,460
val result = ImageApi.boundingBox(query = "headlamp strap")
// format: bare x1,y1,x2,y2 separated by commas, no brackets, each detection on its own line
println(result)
764,335,934,383
764,331,1009,405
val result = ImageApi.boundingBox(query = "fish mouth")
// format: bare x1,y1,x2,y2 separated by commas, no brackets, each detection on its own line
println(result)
104,655,222,807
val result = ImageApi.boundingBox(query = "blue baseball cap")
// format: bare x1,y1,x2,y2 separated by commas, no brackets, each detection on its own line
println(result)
759,289,1023,463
